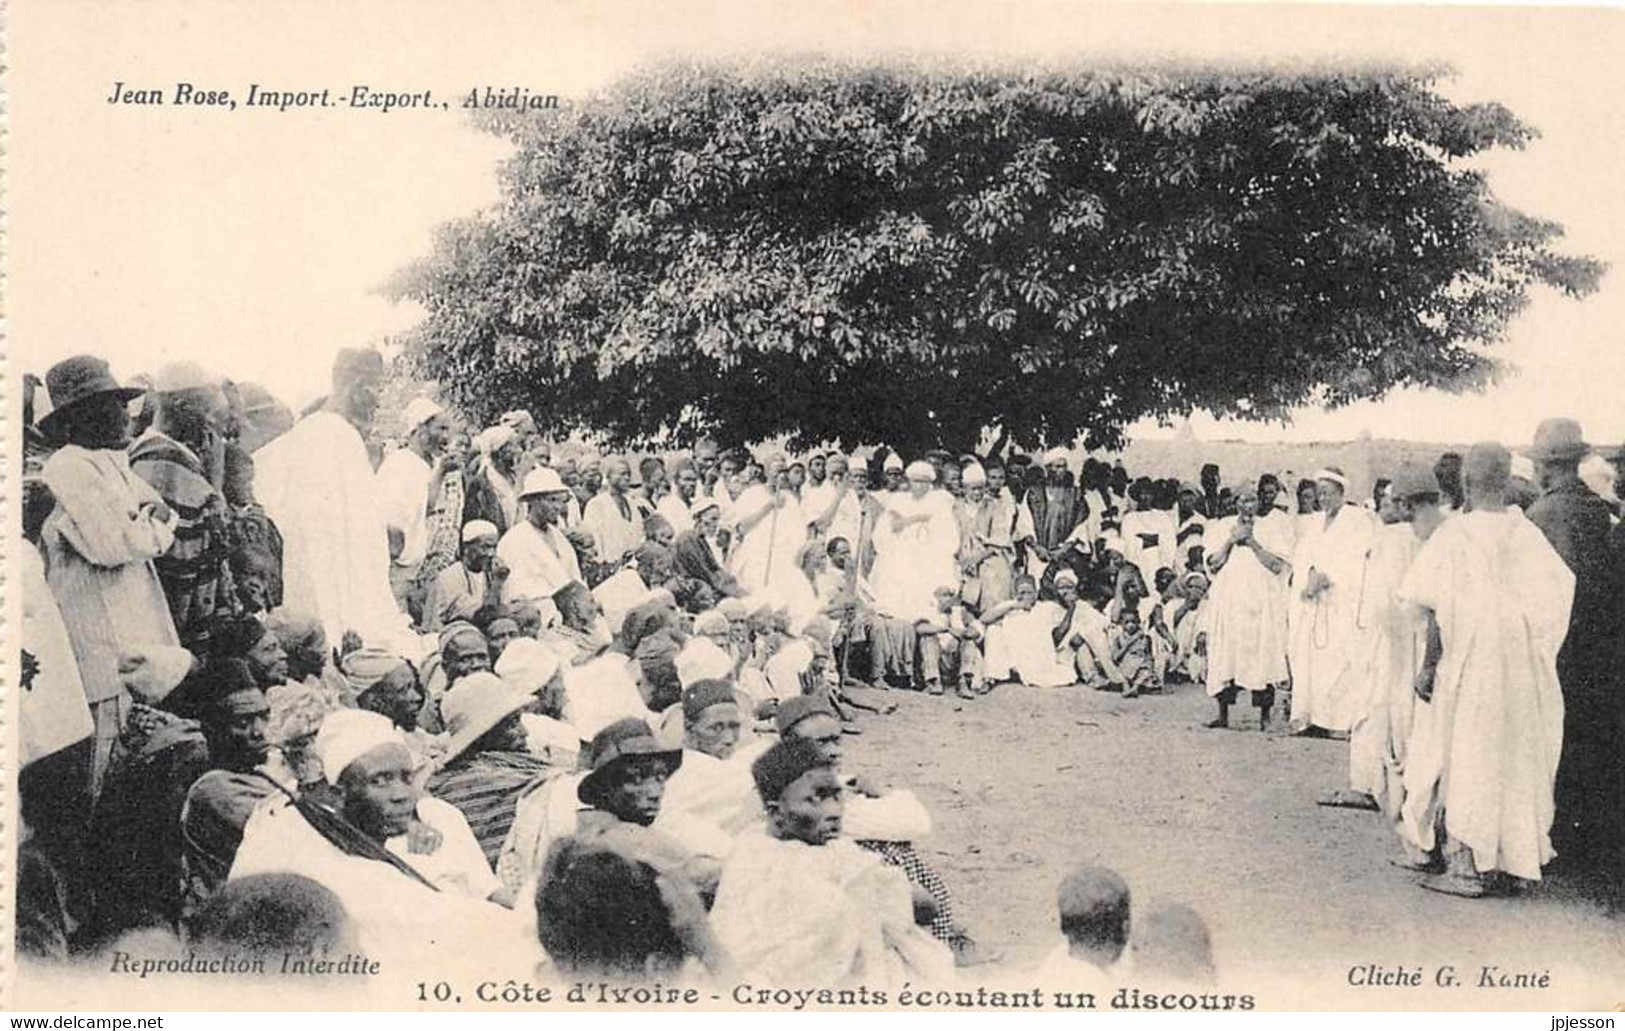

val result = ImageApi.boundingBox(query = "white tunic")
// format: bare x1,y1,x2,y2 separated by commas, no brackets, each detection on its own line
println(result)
1286,503,1378,731
375,447,433,572
257,412,416,654
869,490,959,623
1397,509,1571,880
496,519,582,608
1202,512,1293,696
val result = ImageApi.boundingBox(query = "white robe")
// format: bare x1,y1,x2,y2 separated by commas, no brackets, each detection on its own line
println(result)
1347,522,1423,811
709,830,955,989
869,490,959,623
1203,513,1293,696
1121,509,1177,587
375,447,433,573
231,796,522,964
655,491,698,535
984,601,1075,687
19,540,93,767
497,519,582,610
255,412,417,655
1287,503,1378,732
580,491,644,563
802,482,865,548
1397,509,1571,880
728,487,808,591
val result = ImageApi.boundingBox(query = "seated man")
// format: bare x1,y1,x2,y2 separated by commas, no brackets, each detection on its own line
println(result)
422,520,506,632
708,738,955,989
655,680,768,857
914,585,984,699
230,710,520,960
1035,865,1134,986
981,575,1075,687
572,717,720,899
776,696,994,964
427,672,563,870
180,674,276,914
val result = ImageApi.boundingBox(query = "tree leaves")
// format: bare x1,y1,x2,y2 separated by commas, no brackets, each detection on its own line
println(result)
394,57,1603,454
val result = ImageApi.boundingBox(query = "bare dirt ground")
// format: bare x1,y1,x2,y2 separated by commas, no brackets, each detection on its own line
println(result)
851,678,1623,1010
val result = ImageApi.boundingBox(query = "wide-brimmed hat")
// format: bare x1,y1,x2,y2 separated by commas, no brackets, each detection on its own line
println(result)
576,717,683,808
440,671,535,765
39,355,146,437
519,466,570,498
1527,418,1590,461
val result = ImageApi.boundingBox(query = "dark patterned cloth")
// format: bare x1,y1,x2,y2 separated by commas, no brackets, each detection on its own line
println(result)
427,751,560,866
856,839,956,941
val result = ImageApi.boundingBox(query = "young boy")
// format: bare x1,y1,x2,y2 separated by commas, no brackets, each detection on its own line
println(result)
1035,865,1133,986
1111,608,1160,698
915,585,984,699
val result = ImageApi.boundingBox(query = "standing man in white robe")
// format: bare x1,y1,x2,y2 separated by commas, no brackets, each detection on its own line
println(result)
376,397,455,618
1321,473,1428,810
728,455,811,608
1286,468,1378,737
1395,443,1573,897
802,453,864,549
656,457,701,536
254,349,417,657
1202,484,1293,730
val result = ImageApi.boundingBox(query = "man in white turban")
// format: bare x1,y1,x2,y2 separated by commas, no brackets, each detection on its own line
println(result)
869,461,960,636
1286,467,1378,736
422,520,506,632
231,710,521,960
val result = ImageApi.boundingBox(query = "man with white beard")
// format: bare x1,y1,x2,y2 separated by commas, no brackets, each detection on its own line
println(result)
1319,468,1435,812
1287,468,1378,737
1394,443,1573,897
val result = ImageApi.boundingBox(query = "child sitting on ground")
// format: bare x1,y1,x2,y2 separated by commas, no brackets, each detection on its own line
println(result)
1110,608,1161,698
1035,865,1133,986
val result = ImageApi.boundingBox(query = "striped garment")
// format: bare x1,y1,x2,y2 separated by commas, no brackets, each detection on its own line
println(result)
426,751,562,866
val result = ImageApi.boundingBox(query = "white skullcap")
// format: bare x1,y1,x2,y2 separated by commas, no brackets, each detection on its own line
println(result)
312,709,403,786
494,637,563,695
461,519,499,543
962,463,987,486
675,638,735,689
905,460,936,482
883,452,905,471
476,425,516,455
520,467,569,497
1055,568,1079,587
402,397,444,433
1104,536,1126,555
1312,468,1350,492
1043,447,1070,466
153,361,219,394
692,497,722,518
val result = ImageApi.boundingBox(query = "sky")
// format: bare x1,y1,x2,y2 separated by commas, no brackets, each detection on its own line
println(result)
9,1,1623,446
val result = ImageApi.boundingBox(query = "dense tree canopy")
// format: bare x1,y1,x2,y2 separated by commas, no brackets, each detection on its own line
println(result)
393,58,1603,453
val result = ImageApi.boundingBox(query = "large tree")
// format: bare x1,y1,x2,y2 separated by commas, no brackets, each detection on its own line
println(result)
393,58,1602,453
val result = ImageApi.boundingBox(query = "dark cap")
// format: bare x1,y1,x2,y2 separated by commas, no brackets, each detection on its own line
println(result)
773,695,836,737
681,679,737,724
750,737,834,803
